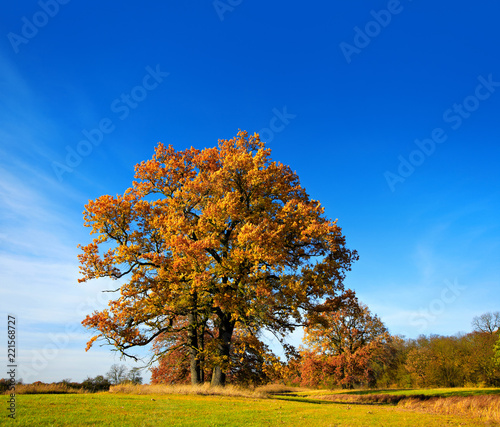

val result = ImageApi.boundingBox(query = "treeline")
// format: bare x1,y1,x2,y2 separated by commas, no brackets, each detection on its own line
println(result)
0,364,143,394
0,377,111,394
295,331,500,389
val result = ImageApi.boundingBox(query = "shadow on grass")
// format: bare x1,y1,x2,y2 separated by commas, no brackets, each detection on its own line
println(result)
341,388,500,398
271,388,500,407
271,395,333,405
270,395,373,405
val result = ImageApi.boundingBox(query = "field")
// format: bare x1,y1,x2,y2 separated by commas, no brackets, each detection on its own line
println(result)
4,386,500,426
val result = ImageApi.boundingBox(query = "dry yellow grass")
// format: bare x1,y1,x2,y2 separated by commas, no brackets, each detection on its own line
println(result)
9,381,306,398
7,383,85,394
109,382,266,398
315,392,500,424
399,395,500,425
11,382,500,424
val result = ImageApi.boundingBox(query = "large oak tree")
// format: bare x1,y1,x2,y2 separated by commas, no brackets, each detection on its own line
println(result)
78,131,357,385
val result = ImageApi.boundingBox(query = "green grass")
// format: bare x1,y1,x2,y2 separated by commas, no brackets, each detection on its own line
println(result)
3,392,489,426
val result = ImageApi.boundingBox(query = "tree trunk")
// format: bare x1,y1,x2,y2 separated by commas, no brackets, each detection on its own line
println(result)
199,321,205,383
211,313,235,387
187,312,202,385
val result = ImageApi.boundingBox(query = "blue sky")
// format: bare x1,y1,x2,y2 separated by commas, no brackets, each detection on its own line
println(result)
1,1,499,383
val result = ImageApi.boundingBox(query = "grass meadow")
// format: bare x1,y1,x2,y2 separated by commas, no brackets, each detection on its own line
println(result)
4,384,500,426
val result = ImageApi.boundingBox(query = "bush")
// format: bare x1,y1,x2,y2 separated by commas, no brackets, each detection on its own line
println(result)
81,375,111,392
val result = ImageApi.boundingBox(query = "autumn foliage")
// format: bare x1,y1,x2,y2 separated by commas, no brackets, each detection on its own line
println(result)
292,308,500,390
78,130,496,390
299,293,393,389
78,131,357,386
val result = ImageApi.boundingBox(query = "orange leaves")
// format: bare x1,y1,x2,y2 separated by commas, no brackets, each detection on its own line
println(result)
85,335,99,352
77,130,357,377
304,292,388,358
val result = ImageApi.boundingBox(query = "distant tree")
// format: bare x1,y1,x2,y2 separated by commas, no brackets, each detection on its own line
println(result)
404,337,432,387
373,335,412,389
0,378,10,393
93,375,111,390
106,364,129,385
464,331,500,385
472,312,500,334
127,368,143,385
403,332,500,388
494,335,500,366
81,375,111,392
425,335,463,387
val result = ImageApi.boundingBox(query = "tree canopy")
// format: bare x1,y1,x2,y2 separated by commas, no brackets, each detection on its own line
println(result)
78,131,357,385
304,290,388,356
300,293,392,388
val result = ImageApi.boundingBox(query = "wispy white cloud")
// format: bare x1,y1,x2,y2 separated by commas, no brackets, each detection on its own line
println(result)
17,348,150,384
0,168,77,257
0,152,127,383
0,52,148,382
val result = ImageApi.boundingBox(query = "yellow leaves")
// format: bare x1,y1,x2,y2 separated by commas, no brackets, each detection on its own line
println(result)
78,130,357,367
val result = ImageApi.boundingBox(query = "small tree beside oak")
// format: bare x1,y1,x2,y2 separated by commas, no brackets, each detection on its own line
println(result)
300,292,393,388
